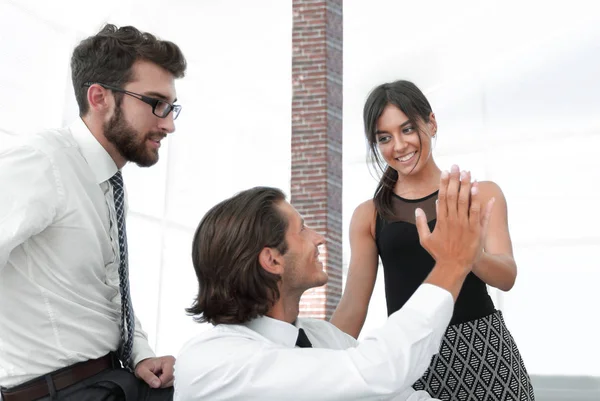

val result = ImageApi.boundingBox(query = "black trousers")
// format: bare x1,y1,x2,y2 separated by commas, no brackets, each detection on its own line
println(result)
29,368,172,401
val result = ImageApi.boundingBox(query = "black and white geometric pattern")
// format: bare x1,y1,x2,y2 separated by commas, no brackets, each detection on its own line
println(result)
413,311,535,401
109,170,135,370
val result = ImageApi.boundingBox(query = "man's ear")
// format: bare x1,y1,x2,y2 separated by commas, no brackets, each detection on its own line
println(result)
86,83,113,114
258,247,284,275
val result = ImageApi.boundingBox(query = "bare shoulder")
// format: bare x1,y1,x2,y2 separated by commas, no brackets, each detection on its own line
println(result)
477,180,506,203
353,199,376,218
351,199,377,238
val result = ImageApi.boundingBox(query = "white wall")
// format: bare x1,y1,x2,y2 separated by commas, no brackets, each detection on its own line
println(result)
344,0,600,385
0,0,292,357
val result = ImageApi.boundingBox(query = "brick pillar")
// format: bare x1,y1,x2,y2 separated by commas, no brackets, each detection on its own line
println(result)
291,0,343,320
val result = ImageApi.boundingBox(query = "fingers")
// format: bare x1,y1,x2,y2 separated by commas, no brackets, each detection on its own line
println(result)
457,171,472,220
469,182,481,232
415,208,431,246
481,197,495,234
161,376,175,388
158,358,175,388
445,165,461,220
437,170,450,221
136,364,161,388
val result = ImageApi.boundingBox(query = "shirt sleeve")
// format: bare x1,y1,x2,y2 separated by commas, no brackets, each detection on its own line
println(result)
131,314,156,366
107,288,155,365
174,283,453,401
0,145,64,271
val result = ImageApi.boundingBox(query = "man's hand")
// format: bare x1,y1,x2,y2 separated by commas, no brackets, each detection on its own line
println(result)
415,165,494,299
135,355,176,388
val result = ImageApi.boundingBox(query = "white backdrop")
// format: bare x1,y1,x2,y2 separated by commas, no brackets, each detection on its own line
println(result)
0,0,292,357
344,0,600,393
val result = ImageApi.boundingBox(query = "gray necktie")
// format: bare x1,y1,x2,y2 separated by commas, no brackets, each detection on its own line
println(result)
109,170,135,369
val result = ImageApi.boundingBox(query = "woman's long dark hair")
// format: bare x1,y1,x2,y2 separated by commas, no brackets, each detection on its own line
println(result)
363,80,433,220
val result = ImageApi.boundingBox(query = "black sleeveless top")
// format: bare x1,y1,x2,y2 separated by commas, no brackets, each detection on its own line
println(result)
375,190,496,325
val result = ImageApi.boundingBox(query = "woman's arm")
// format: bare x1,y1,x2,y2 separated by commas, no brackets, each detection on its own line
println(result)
330,200,380,338
470,181,517,291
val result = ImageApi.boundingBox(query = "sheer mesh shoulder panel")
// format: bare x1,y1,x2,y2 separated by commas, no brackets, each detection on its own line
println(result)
388,191,438,225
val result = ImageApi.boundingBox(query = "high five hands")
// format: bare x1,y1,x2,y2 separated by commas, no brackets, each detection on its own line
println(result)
415,165,495,300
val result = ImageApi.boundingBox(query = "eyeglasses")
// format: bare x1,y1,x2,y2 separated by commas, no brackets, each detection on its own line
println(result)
83,82,182,120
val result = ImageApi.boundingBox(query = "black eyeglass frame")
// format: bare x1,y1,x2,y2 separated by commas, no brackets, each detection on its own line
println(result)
83,82,181,120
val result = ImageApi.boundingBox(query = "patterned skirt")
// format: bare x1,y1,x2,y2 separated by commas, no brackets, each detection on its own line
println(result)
413,310,535,401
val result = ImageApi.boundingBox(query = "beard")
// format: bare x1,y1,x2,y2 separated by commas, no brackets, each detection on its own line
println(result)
282,251,328,295
104,105,164,167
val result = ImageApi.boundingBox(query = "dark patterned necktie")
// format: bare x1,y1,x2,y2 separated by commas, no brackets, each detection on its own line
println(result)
109,170,135,369
295,328,313,348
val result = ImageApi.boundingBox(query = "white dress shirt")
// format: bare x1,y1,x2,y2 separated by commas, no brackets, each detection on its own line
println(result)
0,119,154,388
174,283,452,401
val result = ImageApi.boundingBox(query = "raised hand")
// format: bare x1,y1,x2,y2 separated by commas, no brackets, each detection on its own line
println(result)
415,165,494,299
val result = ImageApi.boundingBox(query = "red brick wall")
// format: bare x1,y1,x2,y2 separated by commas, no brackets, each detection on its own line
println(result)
292,0,343,320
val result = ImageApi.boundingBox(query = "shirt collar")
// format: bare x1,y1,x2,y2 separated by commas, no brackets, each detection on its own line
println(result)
68,117,118,184
244,315,299,348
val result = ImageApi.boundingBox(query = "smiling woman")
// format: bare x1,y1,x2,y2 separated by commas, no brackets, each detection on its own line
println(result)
331,80,534,401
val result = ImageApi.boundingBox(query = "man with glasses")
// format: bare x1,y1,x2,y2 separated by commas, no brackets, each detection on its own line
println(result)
0,24,186,401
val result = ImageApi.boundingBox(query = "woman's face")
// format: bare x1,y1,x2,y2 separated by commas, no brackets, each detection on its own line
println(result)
374,103,437,177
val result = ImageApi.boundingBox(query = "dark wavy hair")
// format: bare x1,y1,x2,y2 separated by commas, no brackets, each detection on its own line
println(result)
363,80,433,220
186,187,289,325
71,24,187,115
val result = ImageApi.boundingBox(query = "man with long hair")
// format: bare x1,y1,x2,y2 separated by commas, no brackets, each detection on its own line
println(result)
175,167,494,400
